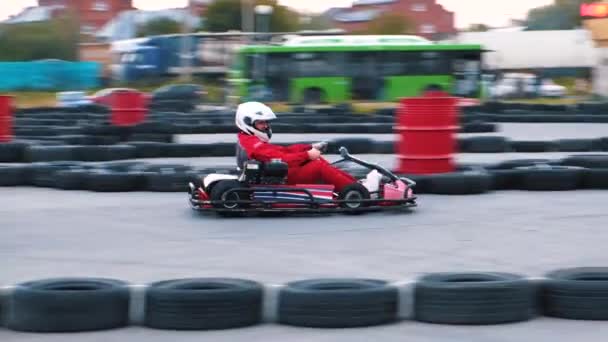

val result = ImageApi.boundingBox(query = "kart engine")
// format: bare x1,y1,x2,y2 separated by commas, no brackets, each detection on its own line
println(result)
242,159,288,184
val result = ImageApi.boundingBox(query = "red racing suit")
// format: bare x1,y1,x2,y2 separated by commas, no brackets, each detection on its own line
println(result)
238,132,356,192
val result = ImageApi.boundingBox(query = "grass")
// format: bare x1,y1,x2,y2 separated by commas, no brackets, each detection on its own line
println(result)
500,97,587,105
6,92,58,108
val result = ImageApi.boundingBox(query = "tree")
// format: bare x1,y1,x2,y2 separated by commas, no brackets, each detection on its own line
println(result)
298,14,333,30
137,18,182,37
0,16,79,61
466,23,490,32
203,0,242,32
363,12,415,35
203,0,300,32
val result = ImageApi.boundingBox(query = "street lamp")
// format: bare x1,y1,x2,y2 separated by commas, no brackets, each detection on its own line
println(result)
254,5,274,38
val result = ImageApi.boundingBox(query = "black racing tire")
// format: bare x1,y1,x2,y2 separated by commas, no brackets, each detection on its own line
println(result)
73,145,137,162
414,272,537,325
0,166,27,186
30,162,81,188
338,183,371,212
560,154,608,169
278,278,398,328
427,169,493,195
542,268,608,320
84,170,145,192
582,168,608,189
24,145,75,162
556,139,594,152
6,278,130,332
510,140,556,153
144,278,264,330
53,168,90,190
488,169,525,190
515,165,585,191
461,121,497,133
330,138,375,154
145,171,200,192
209,180,249,216
488,159,554,170
0,142,27,163
460,136,509,153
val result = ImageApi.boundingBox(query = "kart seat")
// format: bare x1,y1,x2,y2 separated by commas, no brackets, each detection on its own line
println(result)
236,142,249,171
236,143,288,183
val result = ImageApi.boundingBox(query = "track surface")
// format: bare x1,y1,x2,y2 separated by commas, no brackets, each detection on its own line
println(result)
2,123,608,341
1,188,608,341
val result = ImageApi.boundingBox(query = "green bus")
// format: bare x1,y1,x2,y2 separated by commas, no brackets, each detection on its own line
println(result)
228,35,484,104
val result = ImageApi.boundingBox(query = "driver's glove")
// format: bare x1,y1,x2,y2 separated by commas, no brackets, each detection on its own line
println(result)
312,141,329,153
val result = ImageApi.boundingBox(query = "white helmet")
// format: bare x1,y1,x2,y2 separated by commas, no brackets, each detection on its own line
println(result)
235,101,277,142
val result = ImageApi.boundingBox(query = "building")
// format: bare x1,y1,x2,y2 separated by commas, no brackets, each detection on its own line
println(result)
327,0,456,40
449,29,596,77
41,0,134,34
189,0,213,17
4,1,134,35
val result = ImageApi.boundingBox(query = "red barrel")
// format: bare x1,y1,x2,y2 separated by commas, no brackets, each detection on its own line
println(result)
111,90,147,126
0,95,13,143
395,95,459,174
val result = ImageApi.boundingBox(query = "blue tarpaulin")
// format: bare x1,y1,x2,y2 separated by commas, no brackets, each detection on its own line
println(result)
0,60,100,91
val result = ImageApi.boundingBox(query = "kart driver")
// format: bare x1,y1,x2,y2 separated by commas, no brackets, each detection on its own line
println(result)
235,101,360,192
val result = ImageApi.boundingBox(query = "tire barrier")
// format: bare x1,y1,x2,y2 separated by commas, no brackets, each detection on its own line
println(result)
3,137,606,164
278,279,398,328
414,272,537,324
510,141,557,153
515,165,585,191
459,136,510,153
5,278,130,333
424,169,494,195
144,278,263,330
1,155,608,192
1,270,606,332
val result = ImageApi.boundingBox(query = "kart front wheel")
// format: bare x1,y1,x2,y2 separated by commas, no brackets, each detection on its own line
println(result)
338,183,371,212
209,180,248,216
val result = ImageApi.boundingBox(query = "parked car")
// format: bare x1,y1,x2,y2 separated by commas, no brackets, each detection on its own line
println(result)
56,91,92,108
489,73,567,99
538,79,567,98
149,84,207,112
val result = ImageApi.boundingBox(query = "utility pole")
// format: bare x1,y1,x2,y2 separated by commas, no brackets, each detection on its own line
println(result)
180,0,193,82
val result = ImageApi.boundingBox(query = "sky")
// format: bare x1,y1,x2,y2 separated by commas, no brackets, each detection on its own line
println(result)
1,0,555,29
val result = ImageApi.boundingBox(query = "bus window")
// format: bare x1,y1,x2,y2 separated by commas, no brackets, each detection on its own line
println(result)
380,52,403,75
418,51,448,74
266,53,290,77
292,52,344,77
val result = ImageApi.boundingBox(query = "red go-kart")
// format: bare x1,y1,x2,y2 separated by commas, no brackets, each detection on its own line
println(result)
188,147,417,216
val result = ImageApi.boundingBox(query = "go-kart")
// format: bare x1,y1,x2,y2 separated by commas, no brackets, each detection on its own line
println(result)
188,147,417,216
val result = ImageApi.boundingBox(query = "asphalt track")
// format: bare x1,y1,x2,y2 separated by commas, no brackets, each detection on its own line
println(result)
1,187,608,341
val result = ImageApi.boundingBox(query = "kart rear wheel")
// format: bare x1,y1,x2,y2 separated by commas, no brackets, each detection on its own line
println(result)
209,180,248,216
339,183,370,213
